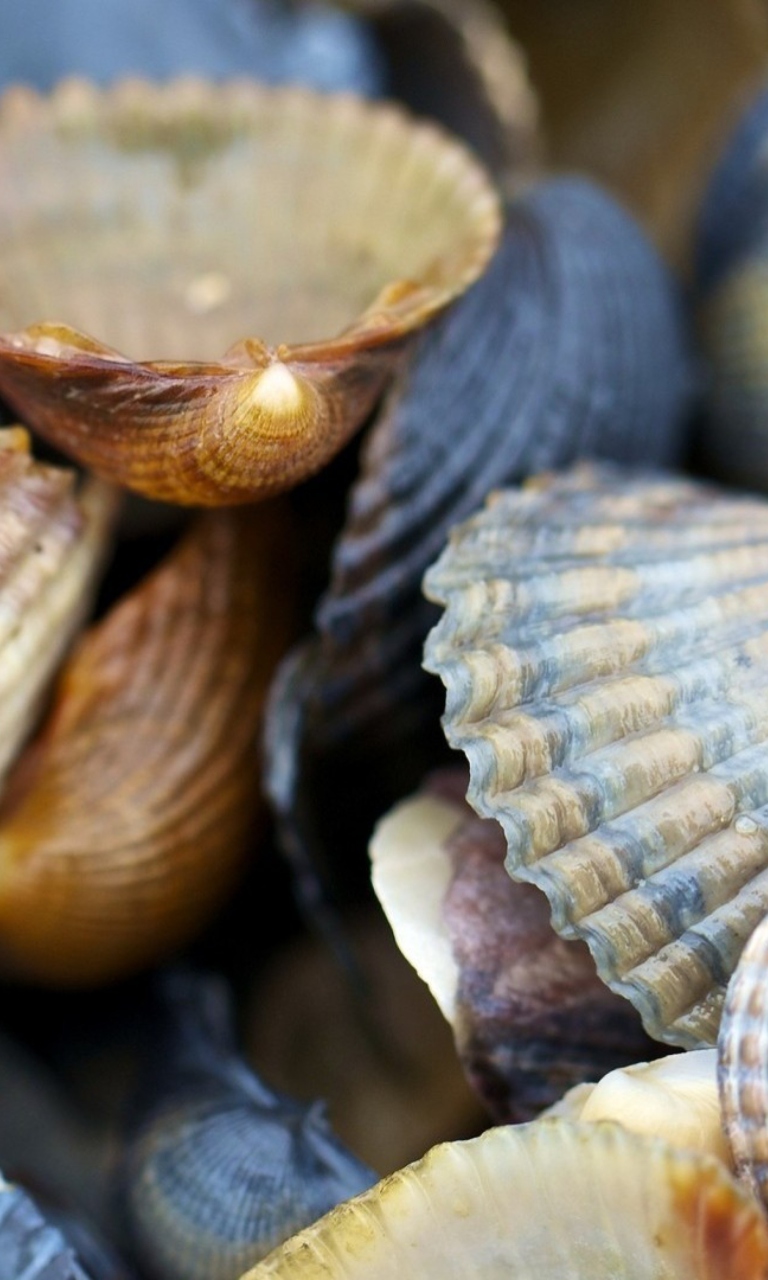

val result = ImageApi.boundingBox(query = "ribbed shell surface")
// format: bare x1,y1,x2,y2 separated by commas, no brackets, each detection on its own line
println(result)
244,1120,768,1279
264,179,695,844
424,465,768,1049
0,428,113,788
0,1176,90,1279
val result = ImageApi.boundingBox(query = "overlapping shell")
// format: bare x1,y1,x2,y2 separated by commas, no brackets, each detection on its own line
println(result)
265,179,695,880
718,911,768,1207
0,500,292,986
0,78,500,505
370,768,658,1120
695,81,768,489
120,971,374,1280
424,465,768,1049
0,427,115,787
243,1120,768,1279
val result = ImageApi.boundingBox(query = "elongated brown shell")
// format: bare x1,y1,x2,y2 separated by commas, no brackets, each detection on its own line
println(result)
0,78,501,506
0,501,292,985
718,912,768,1207
243,1120,768,1279
0,426,115,785
424,465,768,1049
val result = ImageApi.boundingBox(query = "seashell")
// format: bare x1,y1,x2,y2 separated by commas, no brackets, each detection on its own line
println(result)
370,767,659,1121
424,464,768,1051
119,969,374,1280
0,0,383,97
0,1173,93,1279
264,178,696,889
242,1118,768,1279
336,0,538,180
550,1049,730,1167
0,426,115,785
718,911,768,1207
694,82,768,490
0,499,292,986
245,909,486,1174
0,78,500,506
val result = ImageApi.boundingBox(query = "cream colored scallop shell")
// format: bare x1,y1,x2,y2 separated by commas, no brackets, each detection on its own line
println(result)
424,465,768,1048
242,1119,768,1279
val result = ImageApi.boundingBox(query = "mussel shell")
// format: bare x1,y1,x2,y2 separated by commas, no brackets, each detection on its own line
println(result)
264,178,696,885
243,1119,768,1279
0,78,500,505
424,465,768,1049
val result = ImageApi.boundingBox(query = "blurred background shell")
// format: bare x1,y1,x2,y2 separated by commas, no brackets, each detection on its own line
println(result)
243,1119,768,1279
118,970,374,1280
424,465,768,1049
0,78,500,504
0,1174,92,1279
0,500,293,986
264,177,696,919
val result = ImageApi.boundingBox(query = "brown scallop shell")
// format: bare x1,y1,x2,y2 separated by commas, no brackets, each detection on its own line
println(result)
0,426,115,784
0,501,292,986
243,1120,768,1279
0,78,501,506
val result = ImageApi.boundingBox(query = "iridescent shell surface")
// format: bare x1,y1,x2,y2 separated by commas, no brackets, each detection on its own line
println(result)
425,465,768,1049
0,78,500,505
718,911,768,1207
243,1120,768,1279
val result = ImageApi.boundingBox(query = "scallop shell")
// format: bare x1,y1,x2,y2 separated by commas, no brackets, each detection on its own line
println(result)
424,464,768,1049
339,0,538,180
0,1173,91,1279
120,970,374,1280
264,179,695,885
0,501,292,986
370,768,660,1121
0,78,500,505
695,82,768,489
718,911,768,1206
0,426,115,787
243,1119,768,1279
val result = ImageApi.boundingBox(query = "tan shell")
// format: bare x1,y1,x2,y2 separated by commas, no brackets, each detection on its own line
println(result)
0,78,501,506
0,501,292,985
424,465,768,1049
718,912,768,1207
0,426,115,785
242,1119,768,1279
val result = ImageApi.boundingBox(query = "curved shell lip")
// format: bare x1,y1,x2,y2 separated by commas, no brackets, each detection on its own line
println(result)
0,77,501,506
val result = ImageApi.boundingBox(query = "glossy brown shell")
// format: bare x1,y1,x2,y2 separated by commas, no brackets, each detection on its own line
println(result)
0,78,501,505
0,502,292,985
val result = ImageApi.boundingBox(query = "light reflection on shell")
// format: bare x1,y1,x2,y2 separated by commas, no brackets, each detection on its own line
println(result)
424,465,768,1048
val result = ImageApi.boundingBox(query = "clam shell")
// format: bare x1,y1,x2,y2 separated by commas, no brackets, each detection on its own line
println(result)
0,426,115,788
121,970,374,1280
338,0,538,180
718,911,768,1206
0,501,292,986
424,465,768,1049
370,768,659,1121
243,1119,768,1279
0,78,500,505
695,83,768,489
264,179,695,882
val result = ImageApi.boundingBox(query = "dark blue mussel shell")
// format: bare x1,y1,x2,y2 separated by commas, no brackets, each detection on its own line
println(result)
694,81,768,489
265,176,697,909
117,970,374,1280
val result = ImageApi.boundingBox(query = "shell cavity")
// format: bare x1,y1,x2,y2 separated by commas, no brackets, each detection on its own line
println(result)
0,78,501,504
424,464,768,1048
